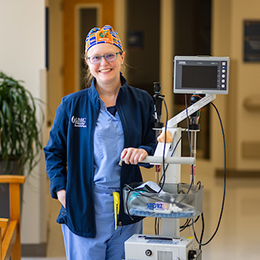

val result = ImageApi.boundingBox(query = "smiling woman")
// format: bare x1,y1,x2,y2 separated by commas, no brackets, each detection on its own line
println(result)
83,25,124,90
86,44,125,103
83,26,126,107
44,25,156,260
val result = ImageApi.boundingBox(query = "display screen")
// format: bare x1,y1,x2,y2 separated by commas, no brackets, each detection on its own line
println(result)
174,56,229,94
182,66,218,89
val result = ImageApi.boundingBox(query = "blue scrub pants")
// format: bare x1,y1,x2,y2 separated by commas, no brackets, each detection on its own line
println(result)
61,186,142,260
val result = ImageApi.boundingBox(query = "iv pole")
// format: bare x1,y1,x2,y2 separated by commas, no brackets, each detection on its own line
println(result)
140,93,216,237
120,92,216,237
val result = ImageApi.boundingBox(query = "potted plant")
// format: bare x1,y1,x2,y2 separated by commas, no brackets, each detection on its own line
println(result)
0,71,44,216
0,71,43,174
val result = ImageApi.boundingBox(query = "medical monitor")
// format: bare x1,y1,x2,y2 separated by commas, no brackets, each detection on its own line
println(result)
173,56,229,94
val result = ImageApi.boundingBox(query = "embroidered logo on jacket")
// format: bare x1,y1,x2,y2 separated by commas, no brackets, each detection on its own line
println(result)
71,116,87,128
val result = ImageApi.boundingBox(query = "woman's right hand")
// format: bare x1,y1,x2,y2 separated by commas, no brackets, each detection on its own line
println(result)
57,189,66,208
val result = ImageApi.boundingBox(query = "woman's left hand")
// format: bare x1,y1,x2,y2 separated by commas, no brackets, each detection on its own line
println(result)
121,148,148,165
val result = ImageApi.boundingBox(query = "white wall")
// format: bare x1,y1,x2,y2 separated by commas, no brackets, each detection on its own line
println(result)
0,0,47,245
230,0,260,170
212,0,260,171
48,0,63,125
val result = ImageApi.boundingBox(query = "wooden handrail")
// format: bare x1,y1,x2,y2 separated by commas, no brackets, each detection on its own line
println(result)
0,175,25,260
0,176,25,184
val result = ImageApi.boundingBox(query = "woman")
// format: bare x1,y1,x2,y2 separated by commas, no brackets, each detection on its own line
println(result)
44,25,156,259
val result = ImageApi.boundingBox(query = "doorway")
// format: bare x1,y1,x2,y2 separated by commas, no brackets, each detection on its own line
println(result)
62,0,115,95
173,0,212,159
75,5,101,90
126,0,160,97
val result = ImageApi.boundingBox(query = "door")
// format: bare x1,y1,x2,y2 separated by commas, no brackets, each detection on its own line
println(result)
63,0,115,95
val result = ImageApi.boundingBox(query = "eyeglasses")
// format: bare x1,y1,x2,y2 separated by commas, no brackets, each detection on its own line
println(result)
87,52,122,64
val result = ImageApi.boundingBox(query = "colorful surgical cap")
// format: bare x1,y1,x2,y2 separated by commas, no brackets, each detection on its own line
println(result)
85,25,123,52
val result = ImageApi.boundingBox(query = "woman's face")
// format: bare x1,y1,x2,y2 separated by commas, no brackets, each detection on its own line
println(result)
86,43,125,87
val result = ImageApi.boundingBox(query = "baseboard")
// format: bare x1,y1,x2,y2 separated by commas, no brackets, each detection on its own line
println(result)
216,169,260,178
22,243,47,257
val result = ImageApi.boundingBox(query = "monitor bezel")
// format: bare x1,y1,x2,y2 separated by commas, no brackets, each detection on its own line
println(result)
173,56,229,95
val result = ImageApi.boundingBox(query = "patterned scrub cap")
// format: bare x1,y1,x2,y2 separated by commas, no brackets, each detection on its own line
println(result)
85,25,123,52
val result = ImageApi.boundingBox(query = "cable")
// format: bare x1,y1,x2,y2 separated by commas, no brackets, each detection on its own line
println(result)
153,95,196,234
191,101,227,247
125,94,207,236
185,94,193,157
180,216,199,232
126,94,226,248
159,94,194,195
199,213,205,250
164,129,185,172
157,96,168,193
184,94,194,193
154,217,160,235
179,181,202,232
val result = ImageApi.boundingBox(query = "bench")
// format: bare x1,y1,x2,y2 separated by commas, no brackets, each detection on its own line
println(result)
0,175,25,260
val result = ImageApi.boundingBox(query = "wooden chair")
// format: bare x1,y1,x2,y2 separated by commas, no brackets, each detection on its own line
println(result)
0,175,25,260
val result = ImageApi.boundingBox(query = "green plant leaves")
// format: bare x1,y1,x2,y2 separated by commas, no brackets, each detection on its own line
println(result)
0,71,43,174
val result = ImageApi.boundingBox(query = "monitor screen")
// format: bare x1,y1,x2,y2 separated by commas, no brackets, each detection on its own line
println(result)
174,56,229,94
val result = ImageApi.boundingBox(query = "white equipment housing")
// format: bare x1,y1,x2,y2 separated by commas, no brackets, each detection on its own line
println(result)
125,234,198,260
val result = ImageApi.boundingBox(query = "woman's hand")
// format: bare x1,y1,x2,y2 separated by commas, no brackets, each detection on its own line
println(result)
121,148,148,165
57,189,66,208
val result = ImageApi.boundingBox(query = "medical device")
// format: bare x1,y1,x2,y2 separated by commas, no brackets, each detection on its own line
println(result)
123,56,229,260
174,56,229,95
